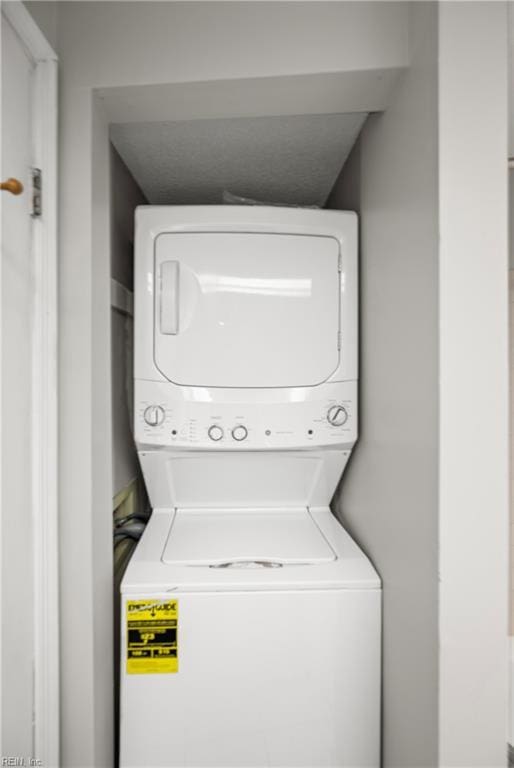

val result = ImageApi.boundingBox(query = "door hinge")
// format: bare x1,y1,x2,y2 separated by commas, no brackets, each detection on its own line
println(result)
31,168,42,218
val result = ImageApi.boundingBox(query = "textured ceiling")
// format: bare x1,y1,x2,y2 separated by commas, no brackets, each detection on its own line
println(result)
110,113,367,207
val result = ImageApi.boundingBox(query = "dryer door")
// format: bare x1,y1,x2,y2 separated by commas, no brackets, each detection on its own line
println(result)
154,232,340,388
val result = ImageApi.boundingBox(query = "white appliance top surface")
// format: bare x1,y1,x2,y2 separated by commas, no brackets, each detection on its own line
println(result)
162,508,336,566
122,507,380,591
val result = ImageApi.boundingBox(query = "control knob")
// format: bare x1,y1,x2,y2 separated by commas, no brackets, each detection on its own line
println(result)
143,405,165,427
208,425,224,442
327,405,348,427
231,425,248,441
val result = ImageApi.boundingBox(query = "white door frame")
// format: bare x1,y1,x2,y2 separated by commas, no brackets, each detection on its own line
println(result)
1,3,59,765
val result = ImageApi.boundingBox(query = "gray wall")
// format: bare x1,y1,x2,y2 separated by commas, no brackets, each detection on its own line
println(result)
24,1,58,51
436,5,507,763
328,4,439,766
111,146,146,291
110,146,146,496
510,170,514,270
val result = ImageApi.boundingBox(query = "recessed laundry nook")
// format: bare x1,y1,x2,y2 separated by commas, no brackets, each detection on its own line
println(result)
102,26,399,763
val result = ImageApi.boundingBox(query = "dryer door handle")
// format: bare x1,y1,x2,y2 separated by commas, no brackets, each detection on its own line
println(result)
160,260,179,335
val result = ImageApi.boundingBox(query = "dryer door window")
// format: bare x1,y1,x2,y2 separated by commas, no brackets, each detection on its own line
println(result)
154,232,340,388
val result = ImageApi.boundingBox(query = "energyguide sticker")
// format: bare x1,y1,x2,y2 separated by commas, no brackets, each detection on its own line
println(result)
126,599,178,674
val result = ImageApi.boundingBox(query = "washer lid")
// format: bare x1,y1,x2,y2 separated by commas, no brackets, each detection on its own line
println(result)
161,508,336,567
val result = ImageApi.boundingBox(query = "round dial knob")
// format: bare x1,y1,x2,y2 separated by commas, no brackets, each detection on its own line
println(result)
231,425,248,441
327,405,348,427
208,425,224,442
143,405,165,427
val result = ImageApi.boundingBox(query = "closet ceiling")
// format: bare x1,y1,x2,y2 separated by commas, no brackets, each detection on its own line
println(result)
110,112,367,207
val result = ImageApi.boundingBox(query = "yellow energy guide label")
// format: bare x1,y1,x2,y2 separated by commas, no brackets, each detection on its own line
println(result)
126,599,178,674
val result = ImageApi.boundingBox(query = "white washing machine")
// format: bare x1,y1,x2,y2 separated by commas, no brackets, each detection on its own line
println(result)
120,206,381,768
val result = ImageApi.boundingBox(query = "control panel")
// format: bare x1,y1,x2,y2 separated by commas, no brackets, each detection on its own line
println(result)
135,380,357,450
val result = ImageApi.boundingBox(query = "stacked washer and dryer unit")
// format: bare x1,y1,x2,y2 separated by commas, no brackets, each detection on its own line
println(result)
120,207,381,768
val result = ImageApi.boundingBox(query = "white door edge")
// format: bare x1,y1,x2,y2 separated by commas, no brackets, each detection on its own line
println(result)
1,4,59,766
